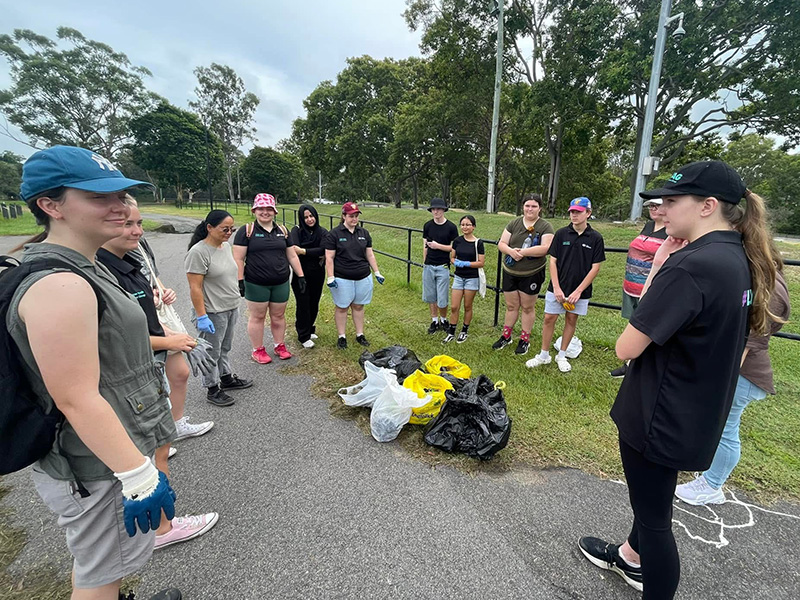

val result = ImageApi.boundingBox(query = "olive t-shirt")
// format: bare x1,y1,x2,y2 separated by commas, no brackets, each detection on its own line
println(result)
184,241,240,313
502,217,555,276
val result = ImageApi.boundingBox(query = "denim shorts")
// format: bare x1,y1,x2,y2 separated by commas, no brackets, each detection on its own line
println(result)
31,469,154,588
452,275,480,291
422,264,451,307
330,275,374,308
544,290,589,316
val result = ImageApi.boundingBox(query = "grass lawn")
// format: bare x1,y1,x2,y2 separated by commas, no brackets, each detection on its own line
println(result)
0,202,163,238
147,202,800,501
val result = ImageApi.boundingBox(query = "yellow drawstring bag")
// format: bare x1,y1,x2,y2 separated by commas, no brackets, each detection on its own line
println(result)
402,370,454,425
425,355,472,379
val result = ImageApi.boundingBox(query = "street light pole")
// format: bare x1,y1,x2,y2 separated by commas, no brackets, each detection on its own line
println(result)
630,0,682,221
205,124,214,211
486,0,504,214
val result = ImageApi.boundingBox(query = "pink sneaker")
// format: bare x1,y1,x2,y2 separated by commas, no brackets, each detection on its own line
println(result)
251,346,272,364
154,512,219,549
274,343,292,360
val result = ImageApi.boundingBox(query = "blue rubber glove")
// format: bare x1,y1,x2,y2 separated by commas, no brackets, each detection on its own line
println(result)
115,459,177,537
454,259,470,268
196,314,215,334
374,272,385,285
327,276,338,288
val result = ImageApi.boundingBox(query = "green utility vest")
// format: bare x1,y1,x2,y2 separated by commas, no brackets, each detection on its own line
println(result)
7,243,175,481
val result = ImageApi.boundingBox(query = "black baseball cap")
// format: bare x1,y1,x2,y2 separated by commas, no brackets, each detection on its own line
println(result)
640,160,746,205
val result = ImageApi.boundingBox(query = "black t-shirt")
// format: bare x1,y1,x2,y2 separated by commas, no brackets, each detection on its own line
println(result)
452,236,485,279
610,230,752,471
547,224,605,299
96,248,164,337
423,219,459,266
233,222,290,286
289,224,328,273
322,224,373,280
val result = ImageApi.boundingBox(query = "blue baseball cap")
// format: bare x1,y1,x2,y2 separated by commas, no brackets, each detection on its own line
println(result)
568,197,592,212
20,145,152,201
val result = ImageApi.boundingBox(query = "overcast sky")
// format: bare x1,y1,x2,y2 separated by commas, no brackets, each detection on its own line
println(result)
0,0,423,159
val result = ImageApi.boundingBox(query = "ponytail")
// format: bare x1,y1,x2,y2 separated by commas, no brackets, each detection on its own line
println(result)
721,190,783,335
187,209,232,250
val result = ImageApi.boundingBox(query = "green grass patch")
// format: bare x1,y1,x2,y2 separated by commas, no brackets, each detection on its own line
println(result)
0,204,41,237
164,202,799,500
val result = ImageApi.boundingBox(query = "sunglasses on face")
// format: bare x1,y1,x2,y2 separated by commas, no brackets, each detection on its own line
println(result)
219,226,237,233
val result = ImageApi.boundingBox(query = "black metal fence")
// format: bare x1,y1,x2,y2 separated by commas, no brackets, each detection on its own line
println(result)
275,206,800,342
0,203,24,219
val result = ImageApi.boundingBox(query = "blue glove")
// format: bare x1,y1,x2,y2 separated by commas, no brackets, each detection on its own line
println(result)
115,460,177,537
454,259,470,268
196,314,215,334
374,272,385,285
327,276,338,288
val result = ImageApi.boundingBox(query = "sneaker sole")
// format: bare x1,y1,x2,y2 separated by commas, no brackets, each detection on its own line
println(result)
674,491,726,506
251,356,272,364
578,543,643,592
514,347,530,355
206,397,235,407
174,422,215,441
154,513,220,550
220,382,254,390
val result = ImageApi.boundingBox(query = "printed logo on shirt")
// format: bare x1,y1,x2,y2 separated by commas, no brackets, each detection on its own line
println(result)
669,172,683,183
254,233,265,238
358,236,366,241
581,243,592,249
339,237,347,242
132,290,146,299
742,288,753,307
562,241,571,246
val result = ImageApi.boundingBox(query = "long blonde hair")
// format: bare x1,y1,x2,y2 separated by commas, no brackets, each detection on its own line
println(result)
720,190,784,335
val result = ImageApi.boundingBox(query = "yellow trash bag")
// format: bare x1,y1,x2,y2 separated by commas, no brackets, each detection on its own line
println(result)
402,370,453,425
425,355,472,379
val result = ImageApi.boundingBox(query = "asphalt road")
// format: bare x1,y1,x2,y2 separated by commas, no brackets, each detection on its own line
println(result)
2,232,799,599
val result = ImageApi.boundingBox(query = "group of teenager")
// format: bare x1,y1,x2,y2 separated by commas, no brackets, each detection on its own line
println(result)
7,144,791,600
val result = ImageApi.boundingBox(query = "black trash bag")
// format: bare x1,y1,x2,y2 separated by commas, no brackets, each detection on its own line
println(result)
359,346,423,384
439,372,469,393
423,374,512,460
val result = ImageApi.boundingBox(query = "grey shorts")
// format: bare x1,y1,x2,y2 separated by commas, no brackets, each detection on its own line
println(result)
544,291,590,316
31,468,155,588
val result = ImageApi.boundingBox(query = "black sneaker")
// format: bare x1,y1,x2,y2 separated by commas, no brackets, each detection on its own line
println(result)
442,333,455,344
427,321,439,334
337,337,348,349
206,388,235,407
578,537,643,592
355,334,370,347
439,318,450,331
610,364,628,378
220,374,253,390
456,330,468,343
514,339,530,355
492,335,512,350
150,590,183,600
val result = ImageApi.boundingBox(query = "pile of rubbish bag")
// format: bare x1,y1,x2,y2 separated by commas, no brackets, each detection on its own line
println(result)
338,347,511,460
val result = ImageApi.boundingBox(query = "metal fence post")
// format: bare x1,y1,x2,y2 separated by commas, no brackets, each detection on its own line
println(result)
407,229,412,284
494,248,502,327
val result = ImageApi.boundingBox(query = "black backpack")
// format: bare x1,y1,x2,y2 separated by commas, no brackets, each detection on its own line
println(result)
0,255,106,475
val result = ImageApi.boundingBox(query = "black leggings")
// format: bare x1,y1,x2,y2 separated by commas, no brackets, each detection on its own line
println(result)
292,267,325,343
620,438,680,600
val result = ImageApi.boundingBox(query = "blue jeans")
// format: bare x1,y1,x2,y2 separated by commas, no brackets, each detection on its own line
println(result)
422,264,451,307
703,374,767,489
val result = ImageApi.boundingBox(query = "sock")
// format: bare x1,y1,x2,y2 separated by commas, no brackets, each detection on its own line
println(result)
618,548,640,568
461,324,469,332
207,384,219,394
557,350,566,359
502,325,512,339
339,334,346,339
520,330,530,342
253,347,261,353
356,332,364,337
432,318,439,325
274,343,281,349
538,350,549,359
448,324,456,334
220,373,232,382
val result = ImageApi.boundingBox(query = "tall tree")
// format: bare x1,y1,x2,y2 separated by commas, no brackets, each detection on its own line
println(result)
0,150,23,200
0,27,159,157
241,146,304,202
129,103,224,204
190,63,260,204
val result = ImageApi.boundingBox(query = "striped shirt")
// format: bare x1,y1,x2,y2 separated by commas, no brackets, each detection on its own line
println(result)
623,221,668,298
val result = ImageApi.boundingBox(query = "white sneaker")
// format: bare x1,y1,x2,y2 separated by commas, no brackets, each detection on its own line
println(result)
168,446,177,459
675,474,725,505
525,353,551,368
302,339,315,349
310,333,319,340
174,416,214,441
555,356,572,372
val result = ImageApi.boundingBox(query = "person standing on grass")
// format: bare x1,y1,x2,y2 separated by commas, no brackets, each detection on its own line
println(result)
675,258,790,505
232,193,306,363
323,202,384,349
578,161,778,600
494,193,555,355
526,197,604,372
289,203,328,349
443,215,485,344
97,203,218,550
186,210,253,407
610,198,668,378
10,145,181,600
422,197,459,335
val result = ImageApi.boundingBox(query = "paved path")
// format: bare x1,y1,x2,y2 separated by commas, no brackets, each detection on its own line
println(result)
1,233,799,599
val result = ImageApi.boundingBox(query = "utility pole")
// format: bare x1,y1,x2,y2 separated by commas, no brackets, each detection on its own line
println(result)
486,0,504,214
205,124,214,211
318,170,324,201
630,0,684,221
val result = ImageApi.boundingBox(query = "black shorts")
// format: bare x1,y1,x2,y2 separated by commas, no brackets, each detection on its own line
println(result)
502,269,545,296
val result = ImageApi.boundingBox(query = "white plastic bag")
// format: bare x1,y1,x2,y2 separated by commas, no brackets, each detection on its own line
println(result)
337,361,395,408
370,378,430,442
554,335,583,359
